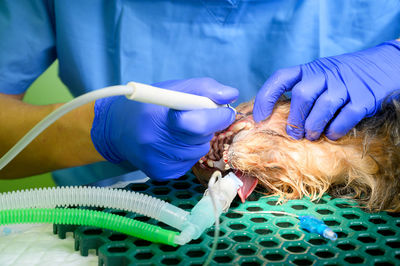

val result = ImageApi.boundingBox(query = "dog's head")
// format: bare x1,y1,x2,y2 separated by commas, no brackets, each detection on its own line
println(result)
193,97,400,212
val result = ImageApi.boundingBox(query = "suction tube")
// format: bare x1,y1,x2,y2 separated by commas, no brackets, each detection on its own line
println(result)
0,208,178,246
0,186,189,231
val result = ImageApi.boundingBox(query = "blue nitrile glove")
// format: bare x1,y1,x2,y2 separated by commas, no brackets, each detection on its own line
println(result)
91,78,238,181
253,40,400,141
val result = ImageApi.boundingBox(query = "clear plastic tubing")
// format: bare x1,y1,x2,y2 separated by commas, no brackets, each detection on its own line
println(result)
0,208,178,246
0,186,189,231
0,85,134,170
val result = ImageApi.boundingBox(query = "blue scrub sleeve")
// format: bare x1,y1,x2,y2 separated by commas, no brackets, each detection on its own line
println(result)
0,0,56,94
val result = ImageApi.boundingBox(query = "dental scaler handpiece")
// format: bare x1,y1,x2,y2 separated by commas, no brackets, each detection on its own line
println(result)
126,82,232,111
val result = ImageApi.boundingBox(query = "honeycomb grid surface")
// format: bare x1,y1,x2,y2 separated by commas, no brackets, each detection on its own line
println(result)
53,173,400,266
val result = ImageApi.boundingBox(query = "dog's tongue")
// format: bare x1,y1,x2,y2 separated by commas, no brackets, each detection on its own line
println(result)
234,170,258,203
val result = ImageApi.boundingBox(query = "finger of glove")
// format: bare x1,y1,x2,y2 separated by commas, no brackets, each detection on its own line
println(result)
168,107,236,140
253,66,301,122
304,69,347,141
304,92,346,141
157,78,239,104
286,72,326,139
325,103,367,140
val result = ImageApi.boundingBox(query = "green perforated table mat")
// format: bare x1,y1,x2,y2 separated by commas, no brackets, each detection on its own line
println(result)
53,173,400,265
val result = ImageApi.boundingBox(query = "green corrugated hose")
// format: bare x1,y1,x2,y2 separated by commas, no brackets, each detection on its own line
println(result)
0,208,178,246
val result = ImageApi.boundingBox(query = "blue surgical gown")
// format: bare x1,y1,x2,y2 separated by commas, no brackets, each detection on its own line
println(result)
1,0,400,186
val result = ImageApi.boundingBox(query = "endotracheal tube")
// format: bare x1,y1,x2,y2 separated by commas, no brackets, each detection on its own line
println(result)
175,171,243,245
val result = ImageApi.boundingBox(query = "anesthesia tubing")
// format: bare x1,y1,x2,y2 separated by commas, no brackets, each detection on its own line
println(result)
0,186,189,231
0,172,242,246
0,208,178,246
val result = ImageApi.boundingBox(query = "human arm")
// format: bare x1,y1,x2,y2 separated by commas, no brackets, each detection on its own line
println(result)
0,0,85,178
253,39,400,140
0,93,103,179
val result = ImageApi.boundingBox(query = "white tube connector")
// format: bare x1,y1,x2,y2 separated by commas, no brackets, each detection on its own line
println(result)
174,172,243,245
126,82,225,110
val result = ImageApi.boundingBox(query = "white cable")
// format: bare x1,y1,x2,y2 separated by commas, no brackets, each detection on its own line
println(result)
0,85,133,170
233,210,299,217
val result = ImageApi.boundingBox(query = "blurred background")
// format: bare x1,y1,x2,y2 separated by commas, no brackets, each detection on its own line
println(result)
0,61,72,192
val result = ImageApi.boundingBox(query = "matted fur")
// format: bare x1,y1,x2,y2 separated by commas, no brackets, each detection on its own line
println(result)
225,95,400,212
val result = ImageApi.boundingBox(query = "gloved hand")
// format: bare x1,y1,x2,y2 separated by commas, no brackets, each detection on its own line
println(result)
91,78,238,181
253,40,400,141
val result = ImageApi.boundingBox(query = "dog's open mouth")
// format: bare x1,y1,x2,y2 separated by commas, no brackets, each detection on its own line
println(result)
192,111,259,203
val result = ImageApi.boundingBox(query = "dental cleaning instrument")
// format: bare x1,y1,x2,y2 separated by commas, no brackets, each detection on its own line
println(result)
126,81,228,110
0,82,231,170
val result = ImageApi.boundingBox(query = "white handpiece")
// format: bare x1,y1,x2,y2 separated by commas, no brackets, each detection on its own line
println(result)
126,81,226,110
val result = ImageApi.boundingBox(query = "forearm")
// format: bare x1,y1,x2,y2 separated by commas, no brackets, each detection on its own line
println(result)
0,95,104,179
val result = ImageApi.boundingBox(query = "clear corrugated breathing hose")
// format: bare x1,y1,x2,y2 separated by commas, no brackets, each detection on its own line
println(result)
0,186,189,231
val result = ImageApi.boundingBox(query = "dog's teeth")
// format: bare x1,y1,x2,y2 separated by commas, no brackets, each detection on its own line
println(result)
207,160,214,168
212,139,219,152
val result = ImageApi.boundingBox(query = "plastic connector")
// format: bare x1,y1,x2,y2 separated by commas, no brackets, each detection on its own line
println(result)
298,215,337,241
174,172,243,245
